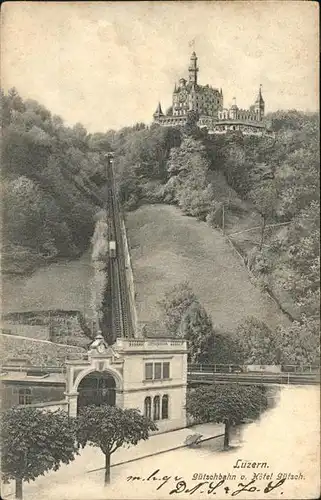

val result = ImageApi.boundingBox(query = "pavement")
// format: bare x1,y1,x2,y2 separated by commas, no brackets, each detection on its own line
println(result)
1,422,224,499
89,422,225,472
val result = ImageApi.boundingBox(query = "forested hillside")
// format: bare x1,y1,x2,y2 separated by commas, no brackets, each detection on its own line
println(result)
109,110,319,364
1,88,319,363
1,88,111,275
109,112,319,317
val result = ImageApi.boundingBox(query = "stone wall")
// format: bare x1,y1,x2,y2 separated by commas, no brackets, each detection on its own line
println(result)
2,310,92,348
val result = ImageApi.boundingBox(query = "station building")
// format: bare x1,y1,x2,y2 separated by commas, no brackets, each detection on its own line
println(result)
0,333,188,433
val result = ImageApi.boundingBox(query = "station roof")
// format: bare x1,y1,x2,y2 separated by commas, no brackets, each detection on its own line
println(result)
0,371,66,384
0,333,86,368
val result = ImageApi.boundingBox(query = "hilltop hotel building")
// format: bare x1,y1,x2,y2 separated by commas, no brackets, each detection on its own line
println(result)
153,52,271,136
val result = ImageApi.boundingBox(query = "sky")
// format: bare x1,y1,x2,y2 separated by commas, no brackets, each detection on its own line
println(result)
1,1,319,133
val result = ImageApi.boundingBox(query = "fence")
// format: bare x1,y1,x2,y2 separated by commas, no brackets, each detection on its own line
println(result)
188,364,320,374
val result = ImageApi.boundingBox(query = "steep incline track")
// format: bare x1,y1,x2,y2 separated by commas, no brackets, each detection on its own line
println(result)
105,157,134,339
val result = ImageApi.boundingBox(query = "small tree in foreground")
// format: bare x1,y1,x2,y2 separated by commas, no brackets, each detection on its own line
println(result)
1,407,79,500
186,385,269,450
76,405,157,485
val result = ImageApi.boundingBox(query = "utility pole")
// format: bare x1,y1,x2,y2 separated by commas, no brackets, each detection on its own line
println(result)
222,203,225,234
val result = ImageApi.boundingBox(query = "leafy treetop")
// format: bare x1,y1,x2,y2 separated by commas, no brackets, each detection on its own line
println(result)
1,407,79,483
76,404,157,456
186,384,269,426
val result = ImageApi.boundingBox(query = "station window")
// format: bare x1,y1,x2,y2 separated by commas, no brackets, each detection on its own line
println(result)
18,388,32,405
153,396,160,421
163,362,170,379
162,395,169,419
154,363,162,380
144,362,171,381
144,395,170,421
145,363,153,380
144,396,151,419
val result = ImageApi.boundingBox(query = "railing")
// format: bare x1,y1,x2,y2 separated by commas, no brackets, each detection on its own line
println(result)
66,353,89,361
116,338,187,350
1,365,67,374
187,364,320,386
188,364,320,374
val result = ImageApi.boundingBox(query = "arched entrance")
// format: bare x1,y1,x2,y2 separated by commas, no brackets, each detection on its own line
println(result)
77,371,116,413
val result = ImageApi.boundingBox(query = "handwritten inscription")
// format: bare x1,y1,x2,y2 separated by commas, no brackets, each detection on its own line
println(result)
168,478,286,496
126,469,303,496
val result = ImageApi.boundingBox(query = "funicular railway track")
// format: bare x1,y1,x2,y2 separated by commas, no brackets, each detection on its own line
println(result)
105,154,134,339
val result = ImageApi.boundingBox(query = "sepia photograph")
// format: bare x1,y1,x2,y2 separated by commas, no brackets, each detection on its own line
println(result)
0,1,320,499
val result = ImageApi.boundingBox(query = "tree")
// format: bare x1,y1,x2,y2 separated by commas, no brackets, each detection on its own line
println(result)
279,201,320,318
179,302,215,363
1,407,79,500
165,137,213,219
248,180,279,250
275,317,320,366
184,110,200,137
76,405,157,485
186,385,268,450
158,282,198,336
236,316,279,365
88,132,112,152
210,331,243,365
220,139,252,197
159,283,241,365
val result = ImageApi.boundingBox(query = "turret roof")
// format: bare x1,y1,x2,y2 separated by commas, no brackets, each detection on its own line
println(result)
255,85,265,104
153,102,164,116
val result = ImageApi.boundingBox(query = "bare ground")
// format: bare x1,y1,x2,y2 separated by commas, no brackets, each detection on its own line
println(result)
126,204,289,332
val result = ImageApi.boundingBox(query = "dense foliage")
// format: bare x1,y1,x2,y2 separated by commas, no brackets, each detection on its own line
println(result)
1,407,78,499
108,124,181,210
1,88,107,275
160,281,319,367
158,282,196,336
159,282,242,365
186,385,269,449
236,317,280,365
236,315,320,366
164,136,212,218
76,404,157,484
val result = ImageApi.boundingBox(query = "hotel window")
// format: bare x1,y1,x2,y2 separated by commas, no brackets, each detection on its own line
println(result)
145,363,153,380
18,388,32,405
144,396,151,419
162,395,169,419
153,396,160,421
